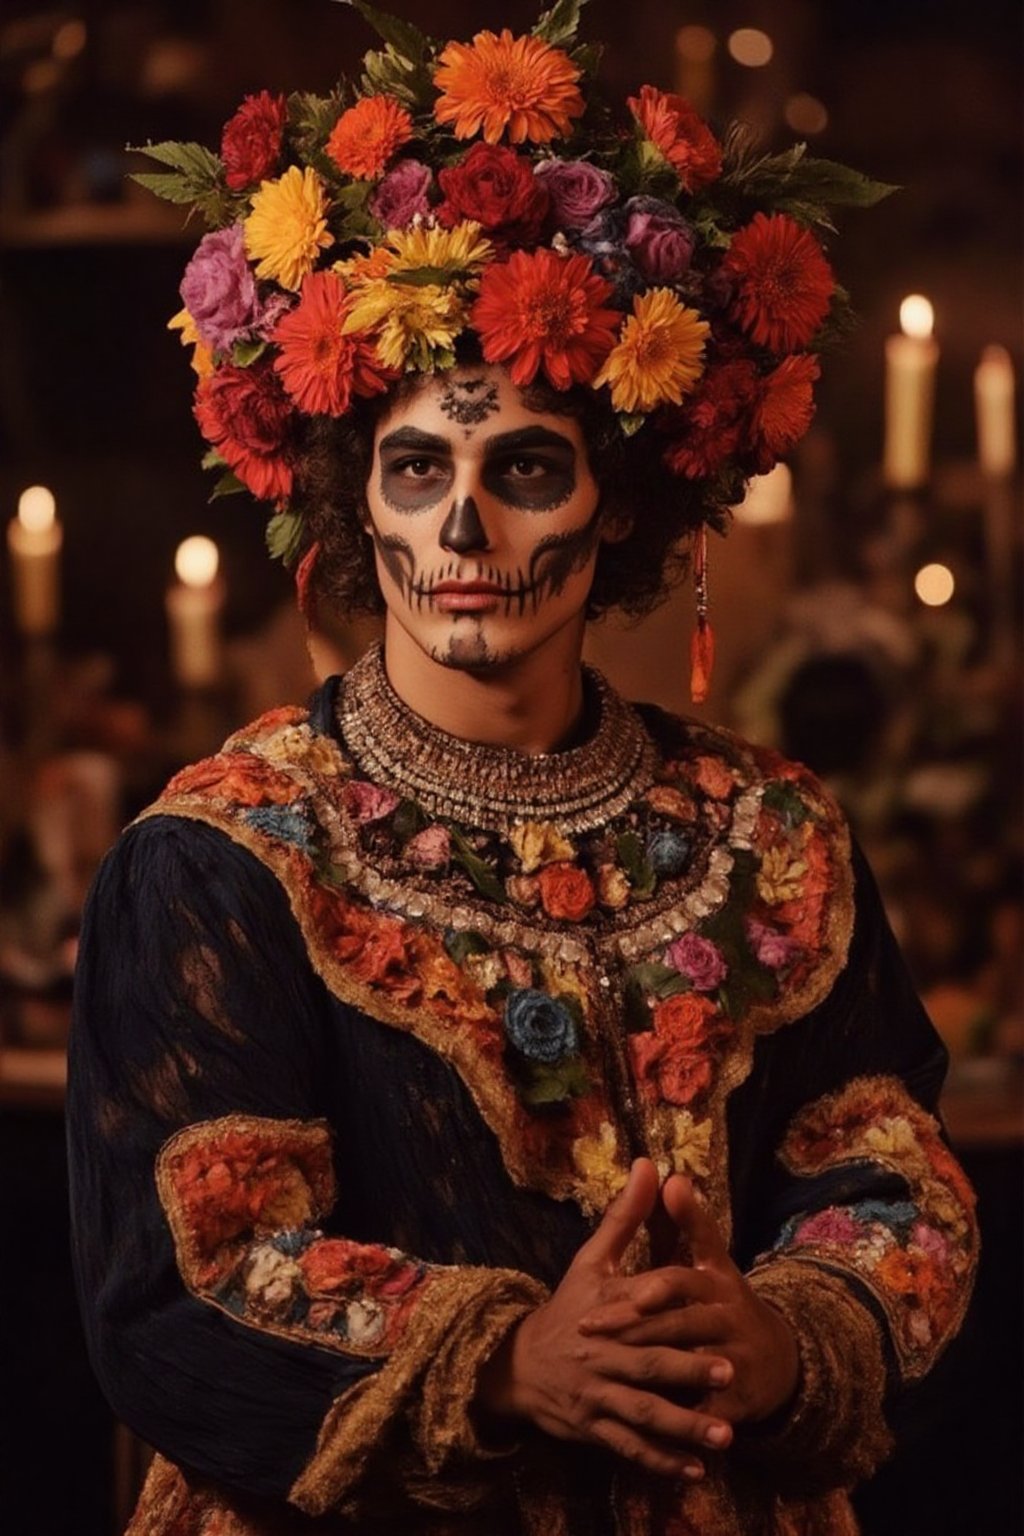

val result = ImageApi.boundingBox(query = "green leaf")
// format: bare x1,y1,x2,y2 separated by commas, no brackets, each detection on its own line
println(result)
129,139,223,179
762,782,811,828
617,412,645,438
361,43,436,108
570,40,603,75
392,798,427,843
386,266,452,288
130,170,203,206
129,139,237,227
722,130,898,229
265,509,305,565
519,1054,591,1106
201,447,227,471
443,928,492,966
337,0,430,64
533,0,590,48
231,337,268,368
288,89,345,157
336,179,373,210
628,961,691,1001
450,828,507,904
209,470,246,501
616,832,655,899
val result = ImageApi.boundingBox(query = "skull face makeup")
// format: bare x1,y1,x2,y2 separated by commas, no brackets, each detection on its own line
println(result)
365,366,608,672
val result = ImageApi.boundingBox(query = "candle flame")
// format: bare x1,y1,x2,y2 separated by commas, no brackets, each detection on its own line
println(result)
900,295,934,340
17,485,56,533
914,563,954,607
175,535,219,588
728,28,773,67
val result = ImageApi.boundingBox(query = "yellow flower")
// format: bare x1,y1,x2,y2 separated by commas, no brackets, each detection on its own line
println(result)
433,29,585,145
595,288,708,414
387,220,493,280
333,246,395,288
168,307,213,377
509,819,576,873
756,844,808,906
243,166,333,292
669,1111,712,1178
342,279,467,371
573,1122,628,1205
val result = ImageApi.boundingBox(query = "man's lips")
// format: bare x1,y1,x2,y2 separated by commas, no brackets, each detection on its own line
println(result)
430,580,507,595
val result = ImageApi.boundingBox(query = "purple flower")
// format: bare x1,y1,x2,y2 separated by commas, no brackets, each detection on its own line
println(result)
623,195,695,283
181,223,263,354
746,918,800,970
664,932,727,992
255,290,294,340
534,158,617,231
576,209,645,302
369,158,433,229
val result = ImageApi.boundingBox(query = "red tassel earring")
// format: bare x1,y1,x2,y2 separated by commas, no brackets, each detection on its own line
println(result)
295,540,321,624
689,525,715,705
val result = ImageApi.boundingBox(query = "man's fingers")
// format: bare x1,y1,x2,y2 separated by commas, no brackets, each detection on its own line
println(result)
577,1267,719,1332
588,1303,731,1350
588,1419,706,1480
662,1175,731,1268
588,1381,734,1454
580,1337,733,1395
576,1159,659,1271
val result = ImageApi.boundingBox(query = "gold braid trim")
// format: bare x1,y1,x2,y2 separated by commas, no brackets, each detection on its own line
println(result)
290,1265,548,1520
742,1260,893,1494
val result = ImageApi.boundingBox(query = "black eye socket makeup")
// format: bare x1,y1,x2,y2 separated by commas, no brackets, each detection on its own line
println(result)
376,424,580,515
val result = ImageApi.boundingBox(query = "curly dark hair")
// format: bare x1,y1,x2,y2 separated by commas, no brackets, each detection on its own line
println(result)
294,347,713,622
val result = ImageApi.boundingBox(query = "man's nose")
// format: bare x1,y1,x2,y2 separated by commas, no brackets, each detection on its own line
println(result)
439,495,489,554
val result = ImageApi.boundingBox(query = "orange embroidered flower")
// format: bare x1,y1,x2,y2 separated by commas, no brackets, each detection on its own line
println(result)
692,755,735,800
723,212,835,354
433,30,585,145
627,85,722,192
645,784,697,821
300,1238,395,1294
538,861,596,921
164,752,298,807
877,1247,939,1302
471,247,619,390
326,94,414,180
273,270,396,417
652,991,719,1051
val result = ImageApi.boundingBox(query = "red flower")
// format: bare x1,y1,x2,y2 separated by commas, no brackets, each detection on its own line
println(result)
751,354,820,472
194,362,294,503
300,1238,394,1294
273,270,396,417
627,85,722,193
471,248,619,391
723,213,835,353
661,359,760,479
437,143,549,249
538,861,596,921
652,991,719,1049
220,91,288,192
629,993,724,1106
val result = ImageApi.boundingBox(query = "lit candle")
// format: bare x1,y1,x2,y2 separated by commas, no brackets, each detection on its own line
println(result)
974,344,1016,479
733,463,793,526
166,536,223,688
7,485,63,636
883,295,939,490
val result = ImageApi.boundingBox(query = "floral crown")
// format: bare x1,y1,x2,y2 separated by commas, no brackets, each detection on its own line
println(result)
136,0,891,567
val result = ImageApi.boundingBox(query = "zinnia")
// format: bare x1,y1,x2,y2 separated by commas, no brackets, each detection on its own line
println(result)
723,212,834,353
272,270,394,416
594,288,708,414
244,166,333,292
326,95,414,181
471,248,619,391
221,91,288,191
627,85,722,193
433,29,585,145
193,362,294,503
661,359,760,479
751,353,820,470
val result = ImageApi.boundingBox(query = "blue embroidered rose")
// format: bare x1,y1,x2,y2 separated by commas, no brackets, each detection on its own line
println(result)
504,988,579,1063
244,804,313,850
646,829,691,878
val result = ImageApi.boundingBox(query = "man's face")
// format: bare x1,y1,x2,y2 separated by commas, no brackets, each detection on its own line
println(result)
364,365,605,671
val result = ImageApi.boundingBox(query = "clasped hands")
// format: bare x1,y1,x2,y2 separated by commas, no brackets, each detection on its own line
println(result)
477,1159,799,1481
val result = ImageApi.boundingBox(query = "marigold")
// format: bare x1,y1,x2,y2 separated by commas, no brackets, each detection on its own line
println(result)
272,270,395,416
243,166,333,292
594,288,708,414
168,307,214,378
343,278,467,372
433,29,584,145
326,94,414,180
752,353,820,469
723,212,834,353
628,85,722,193
334,246,395,288
471,248,619,391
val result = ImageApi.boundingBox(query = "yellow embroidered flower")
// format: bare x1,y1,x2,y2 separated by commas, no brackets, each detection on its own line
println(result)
387,219,493,279
342,278,467,371
509,820,576,873
862,1116,923,1162
756,844,808,906
596,863,631,911
594,288,708,414
669,1110,713,1178
539,958,588,1015
261,725,345,778
244,166,333,291
168,307,214,377
572,1121,628,1203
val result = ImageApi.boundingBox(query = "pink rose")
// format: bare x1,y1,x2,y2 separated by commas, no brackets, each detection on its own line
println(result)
793,1207,861,1245
534,158,617,231
664,932,727,992
404,824,450,870
623,196,695,283
343,780,400,824
180,223,264,354
746,918,800,970
369,158,433,229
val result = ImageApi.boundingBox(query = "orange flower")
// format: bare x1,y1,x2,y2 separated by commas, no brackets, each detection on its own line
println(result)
723,212,835,354
753,354,820,469
433,29,584,145
471,248,619,390
627,85,722,193
652,991,719,1052
538,862,596,922
692,754,735,800
272,270,395,416
326,94,414,180
164,752,298,807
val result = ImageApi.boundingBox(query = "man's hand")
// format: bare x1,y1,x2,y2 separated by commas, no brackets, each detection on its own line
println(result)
476,1160,735,1480
578,1174,800,1427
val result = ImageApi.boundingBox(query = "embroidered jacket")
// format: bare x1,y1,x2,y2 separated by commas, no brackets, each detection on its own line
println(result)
68,647,977,1536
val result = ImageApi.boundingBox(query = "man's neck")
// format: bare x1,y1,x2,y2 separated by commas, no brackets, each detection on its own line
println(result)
382,618,588,755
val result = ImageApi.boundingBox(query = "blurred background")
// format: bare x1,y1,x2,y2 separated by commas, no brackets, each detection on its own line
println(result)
0,1,1020,1532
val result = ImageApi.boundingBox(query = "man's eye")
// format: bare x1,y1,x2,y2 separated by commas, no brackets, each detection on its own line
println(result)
505,457,551,479
395,457,440,477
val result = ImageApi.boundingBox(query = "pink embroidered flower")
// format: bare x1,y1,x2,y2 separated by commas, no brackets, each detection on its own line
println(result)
342,780,401,824
793,1207,861,1246
506,873,541,908
746,917,800,970
664,932,727,992
911,1222,950,1265
502,949,535,988
404,824,451,870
